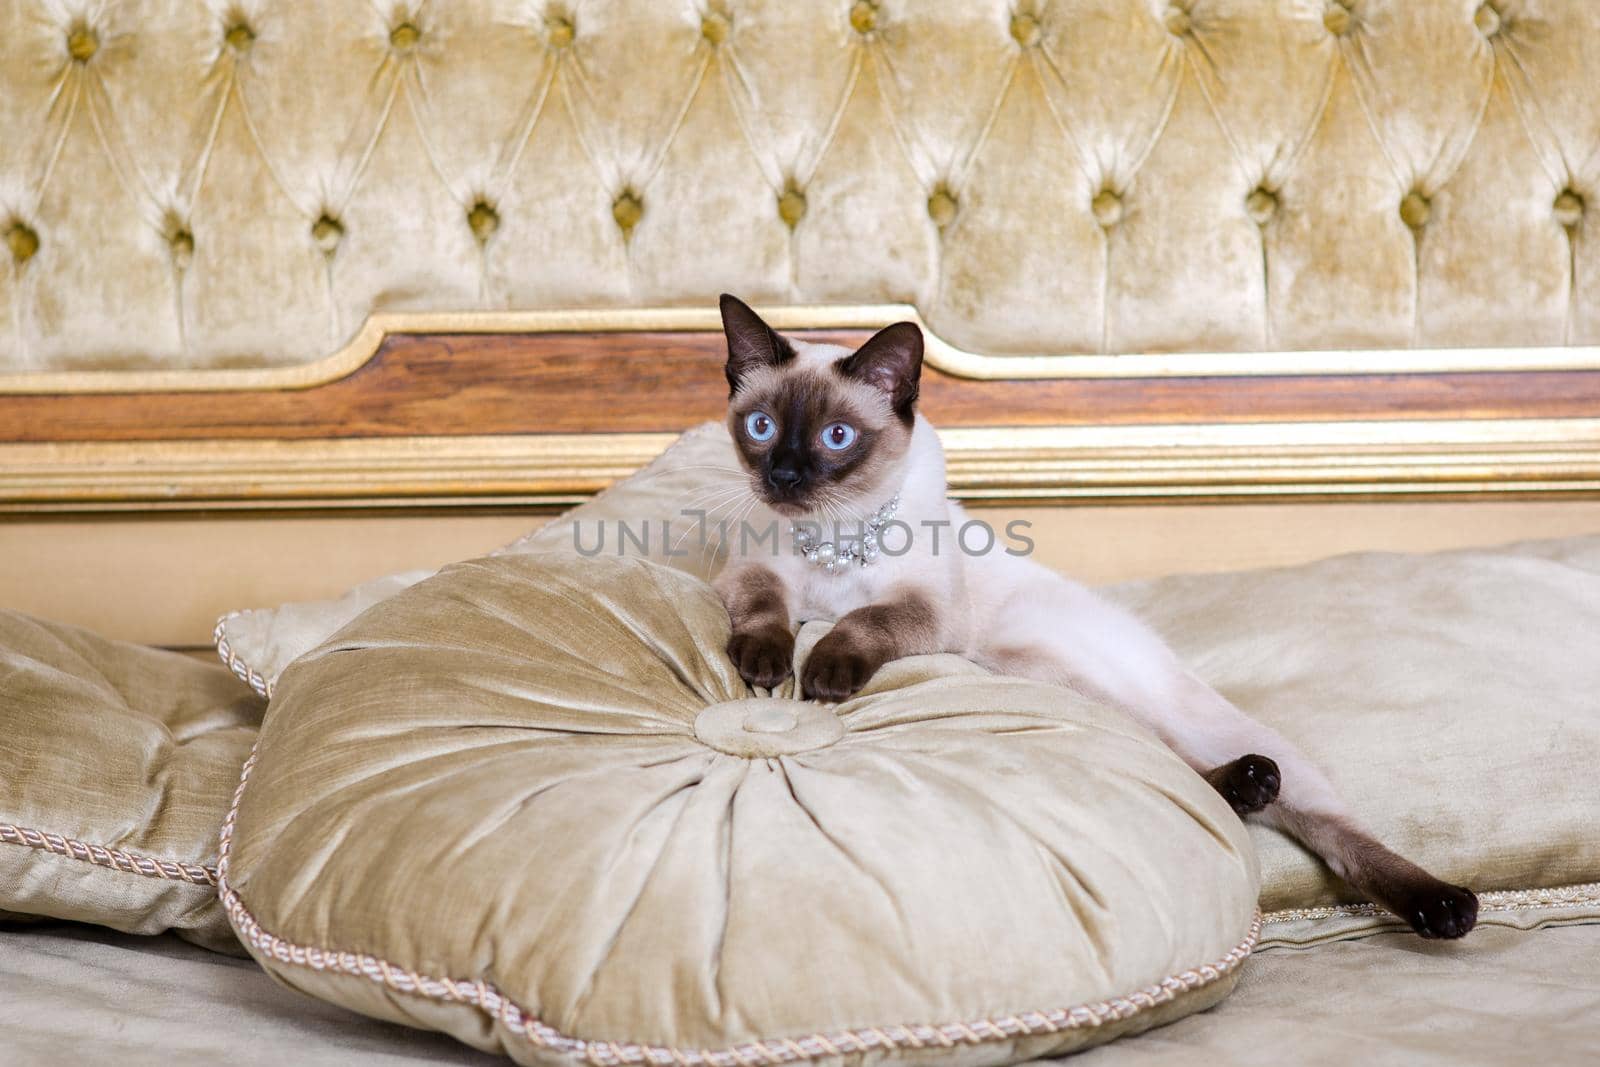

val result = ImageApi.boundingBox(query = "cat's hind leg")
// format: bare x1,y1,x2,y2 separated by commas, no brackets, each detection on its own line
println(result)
1167,673,1478,939
972,564,1477,939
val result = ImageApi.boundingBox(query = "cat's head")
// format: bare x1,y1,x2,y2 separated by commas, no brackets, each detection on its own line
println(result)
719,294,923,517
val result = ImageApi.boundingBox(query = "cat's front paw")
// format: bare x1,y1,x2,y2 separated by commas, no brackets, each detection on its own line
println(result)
1207,754,1280,815
1398,881,1479,940
801,642,879,703
727,626,794,690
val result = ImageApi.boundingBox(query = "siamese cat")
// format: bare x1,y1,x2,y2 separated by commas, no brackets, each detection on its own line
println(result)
711,294,1478,940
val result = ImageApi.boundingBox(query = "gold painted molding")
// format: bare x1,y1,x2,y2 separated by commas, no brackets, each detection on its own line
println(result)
6,420,1600,513
5,306,1600,393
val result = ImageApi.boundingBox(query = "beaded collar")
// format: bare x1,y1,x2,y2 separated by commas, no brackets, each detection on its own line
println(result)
789,493,901,574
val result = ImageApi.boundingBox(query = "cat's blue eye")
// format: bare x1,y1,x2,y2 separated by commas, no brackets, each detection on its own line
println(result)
821,422,857,450
745,411,776,442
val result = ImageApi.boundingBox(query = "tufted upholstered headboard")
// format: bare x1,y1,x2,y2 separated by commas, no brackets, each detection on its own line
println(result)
3,2,1600,645
2,0,1598,374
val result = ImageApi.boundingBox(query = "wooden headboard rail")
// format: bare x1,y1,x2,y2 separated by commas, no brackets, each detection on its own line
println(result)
4,308,1600,513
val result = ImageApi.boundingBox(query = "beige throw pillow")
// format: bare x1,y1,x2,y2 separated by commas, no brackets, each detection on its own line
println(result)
1114,536,1600,945
214,423,733,696
223,554,1260,1066
1,612,263,952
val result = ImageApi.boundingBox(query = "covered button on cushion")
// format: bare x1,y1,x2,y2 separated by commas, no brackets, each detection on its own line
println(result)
221,554,1258,1066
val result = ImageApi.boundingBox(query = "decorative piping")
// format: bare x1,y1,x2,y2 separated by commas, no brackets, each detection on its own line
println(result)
0,821,218,887
1261,882,1600,925
214,612,273,699
218,745,1260,1066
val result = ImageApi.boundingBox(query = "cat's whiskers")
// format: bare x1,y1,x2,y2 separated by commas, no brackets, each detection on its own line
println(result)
671,489,752,559
816,490,868,543
670,483,752,523
818,496,848,542
675,483,749,512
703,494,760,580
671,473,749,501
629,464,746,487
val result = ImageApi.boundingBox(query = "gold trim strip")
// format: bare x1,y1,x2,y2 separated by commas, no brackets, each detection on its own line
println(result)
1261,881,1600,926
5,419,1600,512
4,306,1600,393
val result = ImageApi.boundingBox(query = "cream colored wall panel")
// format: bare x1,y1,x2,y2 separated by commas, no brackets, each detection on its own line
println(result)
0,513,547,649
5,502,1600,649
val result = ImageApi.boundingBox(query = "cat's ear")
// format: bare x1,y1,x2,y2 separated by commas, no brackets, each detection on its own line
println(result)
837,321,923,423
720,294,793,395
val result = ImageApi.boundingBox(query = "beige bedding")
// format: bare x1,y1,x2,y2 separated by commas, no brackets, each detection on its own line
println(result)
6,518,1599,1062
3,922,1596,1066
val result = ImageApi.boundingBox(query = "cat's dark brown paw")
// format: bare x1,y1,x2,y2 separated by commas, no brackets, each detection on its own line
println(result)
801,644,879,703
727,626,794,690
1398,881,1479,940
1206,754,1280,815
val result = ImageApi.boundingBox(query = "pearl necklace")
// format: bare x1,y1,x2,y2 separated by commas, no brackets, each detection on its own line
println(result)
790,493,900,574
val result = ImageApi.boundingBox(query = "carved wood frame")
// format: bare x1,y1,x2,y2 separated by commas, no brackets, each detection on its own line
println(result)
4,307,1600,513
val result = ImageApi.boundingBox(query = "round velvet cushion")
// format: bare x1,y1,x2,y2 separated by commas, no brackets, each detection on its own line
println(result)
222,554,1258,1066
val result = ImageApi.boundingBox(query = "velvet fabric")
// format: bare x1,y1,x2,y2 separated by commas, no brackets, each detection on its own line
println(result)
3,1,1596,371
1111,536,1600,938
226,552,1260,1066
218,423,1600,943
0,611,263,952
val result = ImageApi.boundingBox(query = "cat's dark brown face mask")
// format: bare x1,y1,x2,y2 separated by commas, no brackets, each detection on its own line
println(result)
719,294,923,517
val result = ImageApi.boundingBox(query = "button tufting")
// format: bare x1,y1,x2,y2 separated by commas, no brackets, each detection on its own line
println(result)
1010,13,1041,48
701,12,730,45
67,24,99,62
1245,187,1278,225
694,698,845,758
850,1,879,35
311,214,344,253
169,228,195,269
777,184,807,228
1323,1,1353,37
1399,191,1431,229
1092,189,1124,227
744,703,798,733
612,190,643,234
1163,5,1192,36
1474,3,1501,37
6,223,39,264
1554,189,1585,228
389,22,421,51
546,15,574,48
226,23,255,52
467,201,499,242
927,186,958,227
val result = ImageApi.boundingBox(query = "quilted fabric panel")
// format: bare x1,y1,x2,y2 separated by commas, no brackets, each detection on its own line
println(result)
0,1,1594,371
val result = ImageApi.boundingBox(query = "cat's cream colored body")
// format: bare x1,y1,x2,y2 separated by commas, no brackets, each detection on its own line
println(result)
715,316,1476,938
724,339,1360,887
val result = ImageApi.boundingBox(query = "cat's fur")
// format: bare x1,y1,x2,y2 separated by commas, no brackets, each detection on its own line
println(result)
711,294,1478,939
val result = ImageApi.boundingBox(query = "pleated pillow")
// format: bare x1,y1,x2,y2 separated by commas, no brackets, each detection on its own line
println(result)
221,554,1258,1066
0,611,262,952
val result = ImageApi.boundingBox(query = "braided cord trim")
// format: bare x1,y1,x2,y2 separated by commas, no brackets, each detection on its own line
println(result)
218,745,1259,1066
213,612,273,699
1262,881,1600,925
0,822,218,887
